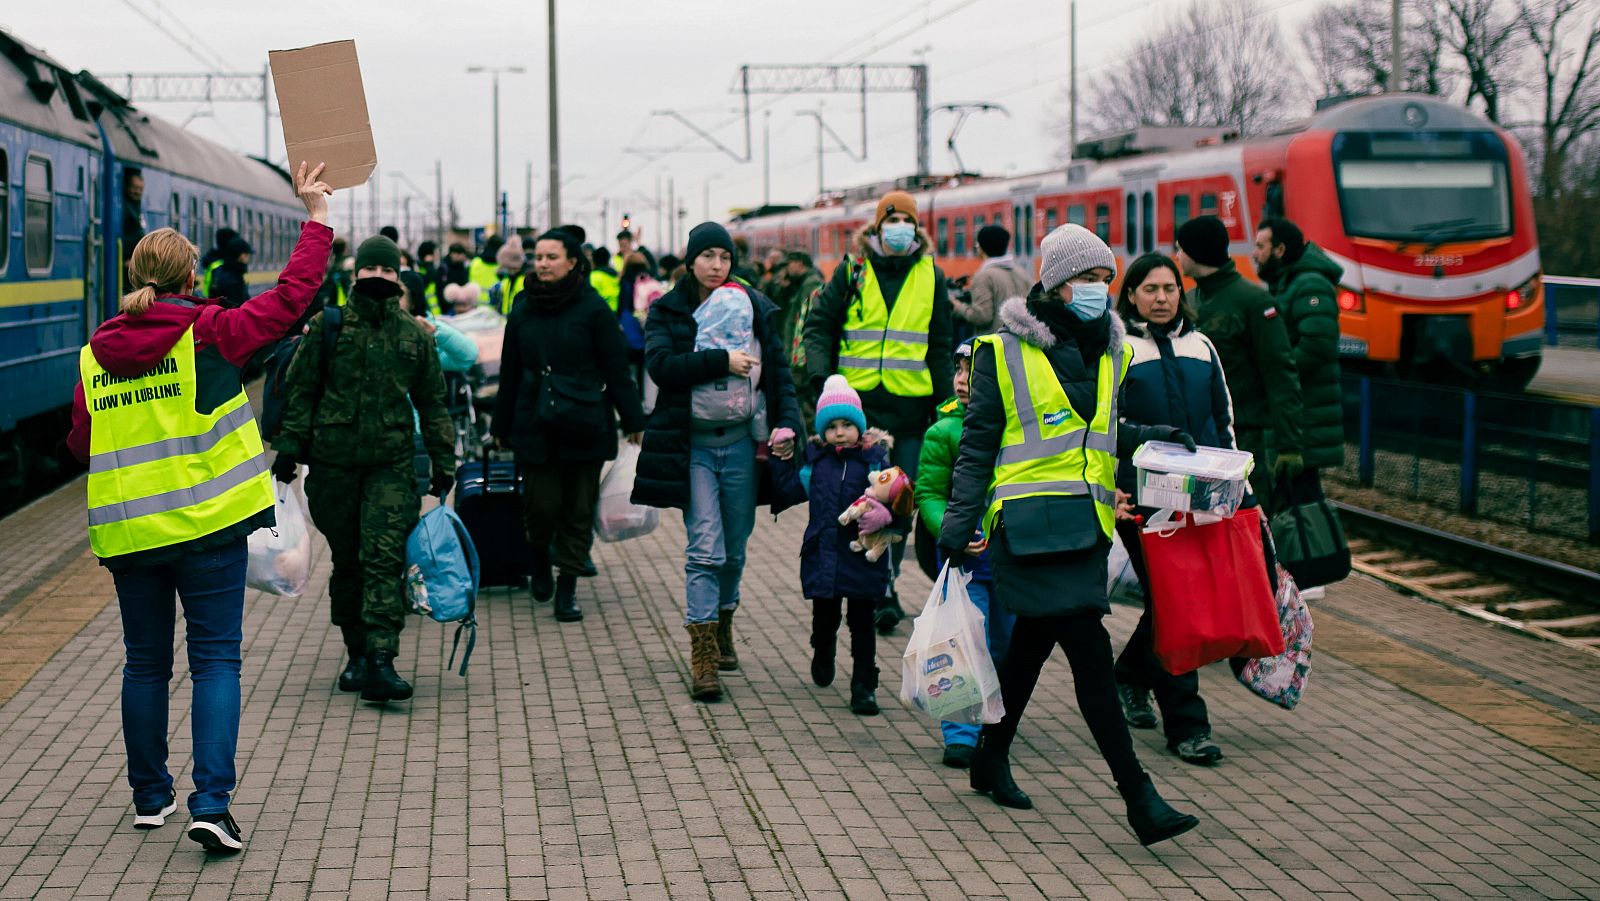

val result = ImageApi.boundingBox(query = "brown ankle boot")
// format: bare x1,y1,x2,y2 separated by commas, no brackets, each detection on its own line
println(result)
715,609,738,672
686,623,723,701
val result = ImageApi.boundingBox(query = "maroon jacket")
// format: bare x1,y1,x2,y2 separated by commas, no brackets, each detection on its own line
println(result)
68,220,333,464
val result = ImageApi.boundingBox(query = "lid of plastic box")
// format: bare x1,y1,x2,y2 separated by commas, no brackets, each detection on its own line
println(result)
1132,441,1254,481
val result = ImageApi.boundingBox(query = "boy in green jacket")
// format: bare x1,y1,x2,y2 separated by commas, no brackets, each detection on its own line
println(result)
914,339,1014,768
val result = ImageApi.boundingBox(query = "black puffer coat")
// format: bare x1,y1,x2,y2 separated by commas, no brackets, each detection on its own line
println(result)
631,279,804,510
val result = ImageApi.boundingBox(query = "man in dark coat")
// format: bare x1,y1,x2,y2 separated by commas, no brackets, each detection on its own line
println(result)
1176,216,1305,512
1254,217,1344,472
207,237,253,309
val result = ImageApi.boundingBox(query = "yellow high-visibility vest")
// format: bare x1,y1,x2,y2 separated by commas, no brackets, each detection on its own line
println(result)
590,269,620,313
468,258,499,295
837,255,935,396
494,273,526,315
80,324,273,557
200,259,224,296
980,330,1129,538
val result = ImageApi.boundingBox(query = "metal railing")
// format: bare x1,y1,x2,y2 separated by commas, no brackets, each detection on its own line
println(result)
1545,275,1600,348
1335,375,1600,542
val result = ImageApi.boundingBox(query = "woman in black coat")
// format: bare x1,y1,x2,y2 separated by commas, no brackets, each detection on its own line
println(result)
493,229,647,623
939,225,1199,847
631,223,802,703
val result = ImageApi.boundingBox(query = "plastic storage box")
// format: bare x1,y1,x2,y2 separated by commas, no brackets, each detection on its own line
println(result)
1133,441,1255,516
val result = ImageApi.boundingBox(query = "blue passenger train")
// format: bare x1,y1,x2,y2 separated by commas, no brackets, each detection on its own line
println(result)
1,30,304,496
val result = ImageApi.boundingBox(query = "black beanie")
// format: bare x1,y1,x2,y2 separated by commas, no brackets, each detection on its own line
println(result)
1175,216,1230,268
685,222,736,265
354,235,403,272
976,224,1010,258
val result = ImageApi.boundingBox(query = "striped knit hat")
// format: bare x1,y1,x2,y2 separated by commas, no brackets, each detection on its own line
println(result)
814,374,867,437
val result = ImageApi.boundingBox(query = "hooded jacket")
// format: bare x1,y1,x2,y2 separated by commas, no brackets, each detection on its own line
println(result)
767,430,897,600
67,220,333,566
1267,243,1344,469
937,296,1177,618
801,227,954,437
1191,260,1305,456
915,396,993,582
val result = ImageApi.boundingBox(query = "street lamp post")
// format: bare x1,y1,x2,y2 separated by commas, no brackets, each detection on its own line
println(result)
466,65,526,235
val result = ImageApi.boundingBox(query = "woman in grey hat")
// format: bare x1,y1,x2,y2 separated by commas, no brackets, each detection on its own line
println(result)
938,223,1201,847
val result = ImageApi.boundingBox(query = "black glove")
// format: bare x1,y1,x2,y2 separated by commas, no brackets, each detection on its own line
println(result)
429,472,455,498
1166,429,1198,452
271,453,299,484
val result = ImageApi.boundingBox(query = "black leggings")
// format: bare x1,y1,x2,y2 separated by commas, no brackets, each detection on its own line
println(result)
812,597,878,688
981,612,1147,792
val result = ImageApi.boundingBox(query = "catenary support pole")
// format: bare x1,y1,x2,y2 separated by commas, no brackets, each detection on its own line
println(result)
547,0,562,225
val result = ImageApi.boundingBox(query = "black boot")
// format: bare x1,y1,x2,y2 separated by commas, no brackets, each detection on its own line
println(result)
970,734,1032,810
1122,779,1200,846
849,625,879,715
553,574,583,622
873,591,904,635
530,548,554,603
810,602,841,687
849,681,879,716
361,649,413,703
337,627,366,692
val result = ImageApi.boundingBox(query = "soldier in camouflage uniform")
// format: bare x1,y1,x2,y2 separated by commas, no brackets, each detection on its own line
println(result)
272,236,455,703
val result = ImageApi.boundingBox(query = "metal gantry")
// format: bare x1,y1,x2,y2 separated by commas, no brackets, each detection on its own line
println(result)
98,70,274,158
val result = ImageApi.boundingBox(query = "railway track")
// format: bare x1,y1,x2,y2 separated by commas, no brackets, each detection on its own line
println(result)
1335,501,1600,654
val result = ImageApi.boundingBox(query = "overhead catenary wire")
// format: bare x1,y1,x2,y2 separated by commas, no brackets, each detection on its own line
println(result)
115,0,230,73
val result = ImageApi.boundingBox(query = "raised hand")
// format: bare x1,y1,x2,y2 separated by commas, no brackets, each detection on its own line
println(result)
295,161,333,223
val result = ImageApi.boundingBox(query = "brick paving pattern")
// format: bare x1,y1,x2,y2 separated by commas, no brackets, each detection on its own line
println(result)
0,486,1596,899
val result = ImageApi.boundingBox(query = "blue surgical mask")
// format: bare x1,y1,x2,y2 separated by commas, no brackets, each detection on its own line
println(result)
881,223,916,254
1068,282,1110,320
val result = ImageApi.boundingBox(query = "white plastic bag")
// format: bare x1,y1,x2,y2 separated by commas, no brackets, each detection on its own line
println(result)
1107,532,1144,606
595,443,659,543
900,563,1005,725
247,475,311,597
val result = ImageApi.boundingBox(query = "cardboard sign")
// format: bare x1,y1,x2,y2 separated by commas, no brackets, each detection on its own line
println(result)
269,40,377,190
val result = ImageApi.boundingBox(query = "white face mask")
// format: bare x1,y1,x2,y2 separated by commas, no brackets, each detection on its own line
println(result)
1068,282,1111,320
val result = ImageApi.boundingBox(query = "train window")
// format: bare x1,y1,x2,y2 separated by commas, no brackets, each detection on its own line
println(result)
1141,191,1154,253
204,201,215,246
1045,208,1058,232
1068,204,1085,226
189,197,200,244
954,218,967,257
170,193,180,232
1013,205,1025,256
1094,204,1110,243
1024,203,1034,252
1200,192,1219,216
1124,195,1137,254
24,155,53,273
0,149,8,271
1173,195,1192,230
937,217,949,256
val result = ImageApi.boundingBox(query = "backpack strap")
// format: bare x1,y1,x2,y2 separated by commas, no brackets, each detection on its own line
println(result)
448,615,477,676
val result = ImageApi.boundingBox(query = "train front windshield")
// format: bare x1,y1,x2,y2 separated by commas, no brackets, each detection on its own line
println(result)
1332,131,1513,243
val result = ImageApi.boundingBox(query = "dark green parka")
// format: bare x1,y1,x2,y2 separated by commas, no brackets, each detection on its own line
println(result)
1268,243,1345,470
1192,260,1305,458
274,291,455,476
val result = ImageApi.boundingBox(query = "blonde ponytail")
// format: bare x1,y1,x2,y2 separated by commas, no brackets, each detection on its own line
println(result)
121,228,198,316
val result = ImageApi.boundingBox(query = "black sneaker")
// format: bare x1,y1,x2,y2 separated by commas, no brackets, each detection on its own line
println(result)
942,744,975,769
873,595,904,635
1171,733,1224,766
133,789,177,829
187,811,244,853
1117,681,1158,730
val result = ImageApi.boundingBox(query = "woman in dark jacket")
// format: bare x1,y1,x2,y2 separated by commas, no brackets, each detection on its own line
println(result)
632,222,803,702
939,225,1199,847
493,229,648,623
1113,253,1236,767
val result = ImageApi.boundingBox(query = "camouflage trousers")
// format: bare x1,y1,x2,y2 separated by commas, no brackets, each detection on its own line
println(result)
305,458,420,653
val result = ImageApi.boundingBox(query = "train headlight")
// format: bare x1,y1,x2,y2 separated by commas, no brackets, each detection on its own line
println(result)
1506,274,1540,312
1337,288,1364,313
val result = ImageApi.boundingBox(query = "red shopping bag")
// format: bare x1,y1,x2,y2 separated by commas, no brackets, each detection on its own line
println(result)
1138,506,1284,674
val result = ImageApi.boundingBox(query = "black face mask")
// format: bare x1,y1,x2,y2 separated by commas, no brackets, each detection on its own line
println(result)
355,276,404,299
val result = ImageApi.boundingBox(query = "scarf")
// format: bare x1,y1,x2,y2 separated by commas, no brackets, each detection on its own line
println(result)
523,268,584,313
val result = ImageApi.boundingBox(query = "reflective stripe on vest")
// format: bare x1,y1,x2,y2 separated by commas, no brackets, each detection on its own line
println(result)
980,330,1129,538
80,326,273,556
837,256,934,396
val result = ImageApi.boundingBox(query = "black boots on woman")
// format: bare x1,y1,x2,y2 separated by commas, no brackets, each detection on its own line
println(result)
969,735,1032,810
1122,778,1200,846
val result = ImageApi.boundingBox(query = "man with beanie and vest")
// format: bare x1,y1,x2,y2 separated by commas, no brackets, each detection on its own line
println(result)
273,234,456,705
938,223,1201,846
802,189,953,633
1175,215,1305,512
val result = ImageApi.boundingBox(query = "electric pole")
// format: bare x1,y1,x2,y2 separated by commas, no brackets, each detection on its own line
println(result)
467,65,526,233
1069,0,1078,155
1390,0,1403,92
547,0,562,225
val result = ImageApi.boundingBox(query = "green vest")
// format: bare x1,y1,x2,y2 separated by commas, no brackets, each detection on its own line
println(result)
200,259,224,296
590,269,620,313
979,331,1128,538
468,258,499,295
80,325,273,557
838,256,935,396
494,273,526,315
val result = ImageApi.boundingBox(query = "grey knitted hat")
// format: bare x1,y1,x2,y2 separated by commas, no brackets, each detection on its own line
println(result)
1039,224,1116,291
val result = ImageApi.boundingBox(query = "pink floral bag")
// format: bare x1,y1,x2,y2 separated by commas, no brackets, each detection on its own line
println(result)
1236,564,1314,709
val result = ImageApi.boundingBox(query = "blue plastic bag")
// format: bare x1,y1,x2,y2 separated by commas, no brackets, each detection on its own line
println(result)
405,505,480,675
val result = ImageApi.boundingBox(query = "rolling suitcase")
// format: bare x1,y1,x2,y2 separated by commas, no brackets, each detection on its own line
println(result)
453,449,532,588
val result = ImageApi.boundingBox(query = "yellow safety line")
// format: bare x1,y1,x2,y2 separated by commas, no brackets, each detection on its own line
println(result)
0,279,80,309
244,269,283,286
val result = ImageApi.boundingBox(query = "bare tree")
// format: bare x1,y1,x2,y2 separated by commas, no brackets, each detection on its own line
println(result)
1088,0,1299,135
1518,0,1600,198
1302,0,1450,98
1440,0,1523,123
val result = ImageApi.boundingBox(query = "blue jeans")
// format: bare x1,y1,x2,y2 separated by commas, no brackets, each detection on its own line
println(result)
111,538,246,816
940,579,1015,748
684,438,757,625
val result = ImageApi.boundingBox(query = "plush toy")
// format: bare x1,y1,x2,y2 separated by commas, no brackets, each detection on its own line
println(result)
838,466,915,562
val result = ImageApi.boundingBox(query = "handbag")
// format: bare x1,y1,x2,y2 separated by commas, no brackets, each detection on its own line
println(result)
1269,469,1351,588
1139,506,1284,674
1236,563,1314,709
998,495,1103,560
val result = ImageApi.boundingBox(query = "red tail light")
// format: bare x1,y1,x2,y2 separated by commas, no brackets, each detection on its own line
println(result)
1337,289,1363,312
1505,290,1523,311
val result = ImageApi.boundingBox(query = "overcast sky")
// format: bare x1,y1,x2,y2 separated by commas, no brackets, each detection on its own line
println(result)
4,0,1320,250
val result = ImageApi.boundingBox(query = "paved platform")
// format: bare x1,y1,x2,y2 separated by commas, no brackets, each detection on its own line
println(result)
1528,345,1600,404
1,476,1599,900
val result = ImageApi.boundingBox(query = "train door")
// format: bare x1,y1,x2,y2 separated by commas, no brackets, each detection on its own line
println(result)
84,156,103,342
1124,176,1159,258
1010,198,1035,262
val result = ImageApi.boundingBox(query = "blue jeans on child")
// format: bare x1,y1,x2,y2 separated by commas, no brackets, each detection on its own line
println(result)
684,438,758,625
111,537,247,816
940,579,1015,748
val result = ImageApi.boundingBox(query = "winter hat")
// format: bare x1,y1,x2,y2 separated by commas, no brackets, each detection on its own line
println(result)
976,224,1010,258
1040,224,1116,292
223,236,253,260
496,236,524,269
874,190,918,229
354,235,403,273
814,374,867,437
685,222,736,264
954,337,976,362
1175,215,1230,268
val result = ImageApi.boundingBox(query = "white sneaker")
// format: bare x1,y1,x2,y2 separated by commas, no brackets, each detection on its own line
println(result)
132,790,177,829
1301,585,1326,601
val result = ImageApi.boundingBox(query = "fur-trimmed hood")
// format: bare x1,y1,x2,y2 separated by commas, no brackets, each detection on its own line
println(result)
997,293,1125,359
